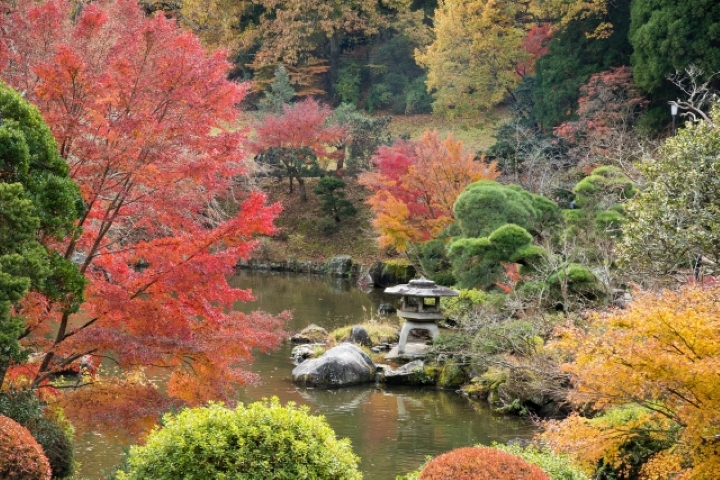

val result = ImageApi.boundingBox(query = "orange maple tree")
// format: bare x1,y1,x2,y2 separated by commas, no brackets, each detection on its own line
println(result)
0,0,287,433
544,284,720,479
359,131,499,251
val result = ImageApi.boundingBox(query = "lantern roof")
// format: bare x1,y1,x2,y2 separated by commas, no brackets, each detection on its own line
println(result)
383,277,459,298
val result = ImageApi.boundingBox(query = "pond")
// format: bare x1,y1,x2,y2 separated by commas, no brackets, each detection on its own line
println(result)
75,271,536,479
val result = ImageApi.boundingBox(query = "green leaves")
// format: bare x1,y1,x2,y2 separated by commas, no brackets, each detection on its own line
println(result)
0,83,83,386
314,176,357,223
630,0,720,93
619,103,720,275
119,399,363,480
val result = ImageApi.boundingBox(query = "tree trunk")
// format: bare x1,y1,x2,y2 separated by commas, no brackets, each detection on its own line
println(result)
298,176,307,202
328,32,340,97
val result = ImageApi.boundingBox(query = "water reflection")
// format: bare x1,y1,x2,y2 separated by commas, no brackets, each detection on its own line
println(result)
75,272,535,479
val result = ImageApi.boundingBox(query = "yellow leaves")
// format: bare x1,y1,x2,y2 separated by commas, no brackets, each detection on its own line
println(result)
640,451,689,480
416,0,530,116
547,284,720,478
366,192,414,250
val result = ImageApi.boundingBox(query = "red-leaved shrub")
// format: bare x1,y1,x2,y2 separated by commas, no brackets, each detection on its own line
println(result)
419,446,550,480
0,415,51,480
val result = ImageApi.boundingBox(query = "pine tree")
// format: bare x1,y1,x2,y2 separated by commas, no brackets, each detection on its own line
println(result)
257,66,296,113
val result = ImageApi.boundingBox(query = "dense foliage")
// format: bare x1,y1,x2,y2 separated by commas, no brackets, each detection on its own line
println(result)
446,181,559,290
0,414,51,480
418,446,550,480
0,82,83,388
314,177,357,223
532,2,632,130
118,398,362,480
620,102,720,276
546,284,720,478
630,0,720,93
0,391,74,479
1,0,287,434
360,132,499,251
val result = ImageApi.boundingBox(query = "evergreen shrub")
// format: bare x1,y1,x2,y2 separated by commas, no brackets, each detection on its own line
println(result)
117,398,362,480
0,391,74,479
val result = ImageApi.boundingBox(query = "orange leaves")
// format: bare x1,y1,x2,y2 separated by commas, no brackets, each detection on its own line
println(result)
360,130,499,251
0,415,51,480
52,373,182,442
0,0,288,428
546,284,720,478
419,446,550,480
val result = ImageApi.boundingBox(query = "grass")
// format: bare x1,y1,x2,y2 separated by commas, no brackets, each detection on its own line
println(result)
387,107,510,153
245,108,509,263
253,177,384,264
328,321,400,346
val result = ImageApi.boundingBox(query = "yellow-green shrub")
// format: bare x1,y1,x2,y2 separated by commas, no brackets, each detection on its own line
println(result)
117,398,362,480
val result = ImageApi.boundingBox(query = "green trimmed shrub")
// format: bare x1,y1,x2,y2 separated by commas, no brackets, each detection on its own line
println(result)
453,181,561,239
117,398,362,480
440,289,490,322
418,446,550,480
418,239,455,286
0,414,51,480
448,224,547,290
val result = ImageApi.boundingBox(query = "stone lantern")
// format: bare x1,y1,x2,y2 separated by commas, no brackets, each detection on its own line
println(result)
384,277,458,354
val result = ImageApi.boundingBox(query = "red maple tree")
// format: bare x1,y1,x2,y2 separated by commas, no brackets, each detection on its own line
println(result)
515,24,552,77
252,98,346,201
0,0,287,434
359,131,499,251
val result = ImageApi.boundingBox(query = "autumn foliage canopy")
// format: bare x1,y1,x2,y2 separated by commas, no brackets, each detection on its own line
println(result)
0,0,286,434
545,284,720,479
359,131,499,251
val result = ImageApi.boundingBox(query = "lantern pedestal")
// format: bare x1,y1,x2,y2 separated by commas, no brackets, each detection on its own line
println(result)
384,277,458,354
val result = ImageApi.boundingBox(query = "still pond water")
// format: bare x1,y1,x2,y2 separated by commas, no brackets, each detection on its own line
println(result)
76,271,535,479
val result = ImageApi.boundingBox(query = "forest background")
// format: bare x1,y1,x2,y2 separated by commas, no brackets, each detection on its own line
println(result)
1,0,720,479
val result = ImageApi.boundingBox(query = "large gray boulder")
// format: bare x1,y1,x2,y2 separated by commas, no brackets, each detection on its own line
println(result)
292,343,375,388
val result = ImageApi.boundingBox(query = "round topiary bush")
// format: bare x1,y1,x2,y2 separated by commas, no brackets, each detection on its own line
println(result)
0,391,75,479
117,398,362,480
419,446,550,480
0,414,51,480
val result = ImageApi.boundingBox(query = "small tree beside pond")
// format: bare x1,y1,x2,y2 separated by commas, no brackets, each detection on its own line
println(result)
314,177,357,223
253,98,346,202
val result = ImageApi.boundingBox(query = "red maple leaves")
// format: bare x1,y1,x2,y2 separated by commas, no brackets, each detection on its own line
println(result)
0,0,288,433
